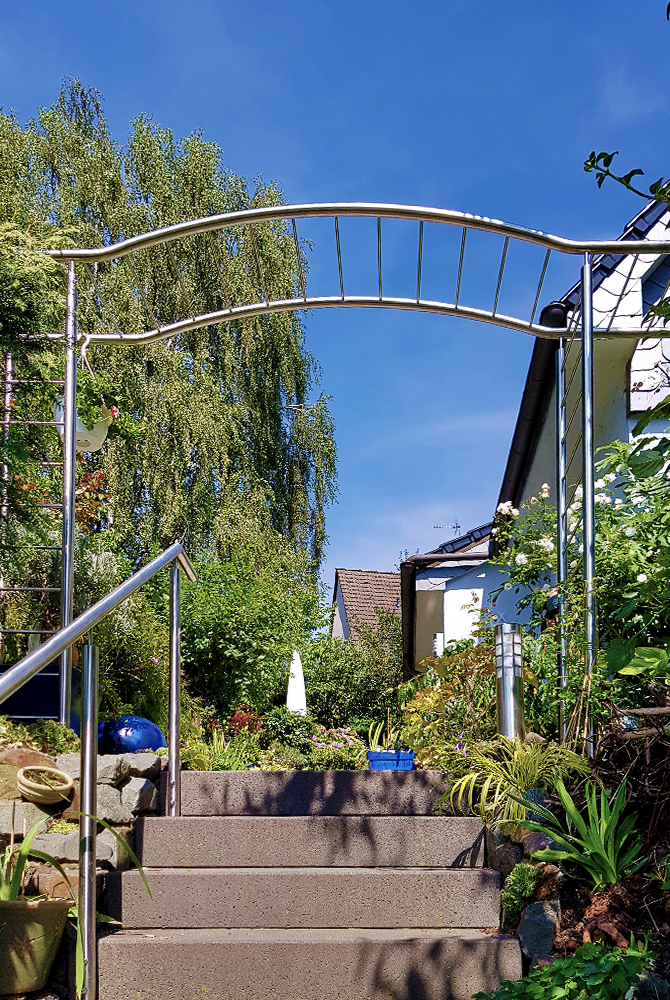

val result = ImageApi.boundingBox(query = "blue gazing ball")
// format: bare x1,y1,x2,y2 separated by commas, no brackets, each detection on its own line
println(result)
98,715,166,755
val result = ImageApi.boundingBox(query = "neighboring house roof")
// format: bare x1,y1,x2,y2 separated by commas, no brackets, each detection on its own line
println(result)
332,568,401,642
429,522,493,556
497,199,668,516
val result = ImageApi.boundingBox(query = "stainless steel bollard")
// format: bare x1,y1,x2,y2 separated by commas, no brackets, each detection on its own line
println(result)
495,623,525,740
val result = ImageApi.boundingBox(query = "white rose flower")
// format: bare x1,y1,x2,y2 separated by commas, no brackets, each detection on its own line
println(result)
537,537,554,551
595,478,606,489
637,573,648,583
594,493,611,504
605,473,616,483
515,553,528,565
575,486,583,500
624,526,636,537
614,498,624,509
511,508,520,517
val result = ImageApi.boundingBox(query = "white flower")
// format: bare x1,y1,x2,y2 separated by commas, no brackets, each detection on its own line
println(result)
536,537,555,551
541,483,550,492
614,498,624,509
515,553,528,565
594,493,611,504
624,526,636,537
497,501,513,515
578,543,584,554
510,508,519,517
575,486,583,500
637,573,648,583
491,527,498,536
605,473,617,483
595,478,606,490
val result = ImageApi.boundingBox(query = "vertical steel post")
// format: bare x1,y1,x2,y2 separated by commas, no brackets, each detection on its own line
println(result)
495,623,525,740
79,636,98,1000
1,353,13,521
60,261,77,725
168,561,181,817
581,254,596,751
555,337,568,741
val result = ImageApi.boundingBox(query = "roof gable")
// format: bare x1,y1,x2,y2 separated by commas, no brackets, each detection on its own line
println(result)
333,568,401,642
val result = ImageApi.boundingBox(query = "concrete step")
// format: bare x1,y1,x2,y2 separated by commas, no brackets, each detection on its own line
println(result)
105,866,501,929
98,927,521,1000
164,769,450,816
135,816,485,868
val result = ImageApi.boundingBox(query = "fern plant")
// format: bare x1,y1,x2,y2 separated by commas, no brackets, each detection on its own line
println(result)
444,736,589,827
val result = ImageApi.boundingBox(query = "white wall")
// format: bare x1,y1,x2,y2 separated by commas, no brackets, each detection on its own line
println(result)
441,563,532,642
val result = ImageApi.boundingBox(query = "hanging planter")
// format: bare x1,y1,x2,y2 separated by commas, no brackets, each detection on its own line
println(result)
54,398,112,453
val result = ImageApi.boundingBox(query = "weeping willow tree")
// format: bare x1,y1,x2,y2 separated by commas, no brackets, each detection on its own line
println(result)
0,78,337,567
0,80,338,724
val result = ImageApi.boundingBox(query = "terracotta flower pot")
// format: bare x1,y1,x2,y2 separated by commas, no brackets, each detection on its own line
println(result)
16,766,73,805
0,898,71,995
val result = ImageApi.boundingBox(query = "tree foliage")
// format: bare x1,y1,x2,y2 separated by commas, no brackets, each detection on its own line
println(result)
0,79,337,567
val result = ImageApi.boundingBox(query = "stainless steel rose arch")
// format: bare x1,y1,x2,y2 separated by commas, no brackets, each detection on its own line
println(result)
45,202,670,731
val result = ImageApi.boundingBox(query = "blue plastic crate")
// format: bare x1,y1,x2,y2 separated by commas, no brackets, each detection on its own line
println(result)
367,750,416,771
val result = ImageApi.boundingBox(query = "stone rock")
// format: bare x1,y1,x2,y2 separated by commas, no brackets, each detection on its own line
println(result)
0,747,57,768
31,829,115,864
486,828,522,880
96,784,133,825
121,776,159,814
522,830,555,858
56,753,130,787
119,752,161,779
97,825,134,869
518,900,560,959
61,780,80,822
0,798,56,835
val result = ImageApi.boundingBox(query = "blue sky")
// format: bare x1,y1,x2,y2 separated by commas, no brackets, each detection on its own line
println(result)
2,1,669,589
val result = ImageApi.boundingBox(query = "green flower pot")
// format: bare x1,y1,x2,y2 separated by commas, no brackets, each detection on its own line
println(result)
0,898,71,996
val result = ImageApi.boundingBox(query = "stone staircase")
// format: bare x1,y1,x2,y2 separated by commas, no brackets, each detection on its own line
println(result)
98,771,521,1000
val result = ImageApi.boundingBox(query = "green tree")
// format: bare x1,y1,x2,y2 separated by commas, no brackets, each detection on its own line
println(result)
0,79,337,568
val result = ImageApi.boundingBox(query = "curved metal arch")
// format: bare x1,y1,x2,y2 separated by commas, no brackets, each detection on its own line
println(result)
46,201,670,262
88,295,564,345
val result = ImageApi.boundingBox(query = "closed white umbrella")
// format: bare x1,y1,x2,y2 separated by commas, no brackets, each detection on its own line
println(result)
286,650,307,716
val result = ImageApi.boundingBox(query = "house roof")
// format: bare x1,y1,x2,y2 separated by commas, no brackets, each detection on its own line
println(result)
497,198,668,514
429,521,493,555
333,568,401,641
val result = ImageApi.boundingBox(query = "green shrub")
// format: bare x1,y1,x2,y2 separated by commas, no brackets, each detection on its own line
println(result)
0,716,79,755
501,862,541,928
308,726,366,770
259,707,315,755
473,941,653,1000
259,744,308,771
301,609,402,730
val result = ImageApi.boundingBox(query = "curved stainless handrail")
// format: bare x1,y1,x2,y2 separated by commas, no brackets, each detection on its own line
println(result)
0,541,195,704
45,202,670,262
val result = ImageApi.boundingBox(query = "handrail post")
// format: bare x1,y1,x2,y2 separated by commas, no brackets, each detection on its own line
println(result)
79,635,98,1000
60,260,77,725
168,560,181,817
581,253,596,754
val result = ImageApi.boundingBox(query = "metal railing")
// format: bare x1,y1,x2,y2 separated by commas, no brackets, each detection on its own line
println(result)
0,540,196,1000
